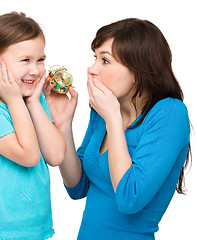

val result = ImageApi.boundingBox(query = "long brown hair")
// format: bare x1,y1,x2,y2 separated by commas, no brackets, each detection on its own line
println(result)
91,18,191,194
0,11,45,54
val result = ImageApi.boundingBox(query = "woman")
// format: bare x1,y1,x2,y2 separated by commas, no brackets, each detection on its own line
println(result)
44,18,191,240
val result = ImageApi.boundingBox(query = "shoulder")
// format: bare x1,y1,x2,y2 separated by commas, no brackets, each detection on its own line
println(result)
163,97,186,109
146,98,189,123
142,98,190,134
142,98,190,141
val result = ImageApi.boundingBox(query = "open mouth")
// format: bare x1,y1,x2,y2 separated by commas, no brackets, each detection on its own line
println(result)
22,79,35,84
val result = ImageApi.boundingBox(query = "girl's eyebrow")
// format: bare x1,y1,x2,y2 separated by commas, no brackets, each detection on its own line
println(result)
41,54,46,59
19,54,46,59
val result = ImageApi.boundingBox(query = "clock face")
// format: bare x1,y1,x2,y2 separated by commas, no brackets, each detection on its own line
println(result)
53,70,73,87
48,65,73,93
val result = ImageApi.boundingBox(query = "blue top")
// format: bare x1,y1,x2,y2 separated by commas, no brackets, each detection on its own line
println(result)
0,93,54,240
66,98,190,240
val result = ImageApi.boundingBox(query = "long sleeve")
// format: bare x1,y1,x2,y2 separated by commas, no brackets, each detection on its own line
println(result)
115,99,190,214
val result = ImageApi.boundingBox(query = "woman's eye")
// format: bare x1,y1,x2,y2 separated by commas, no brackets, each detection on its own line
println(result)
93,55,97,61
102,58,109,64
93,55,109,64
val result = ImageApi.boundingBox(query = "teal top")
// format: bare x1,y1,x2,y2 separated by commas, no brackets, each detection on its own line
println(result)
0,93,54,240
66,98,190,240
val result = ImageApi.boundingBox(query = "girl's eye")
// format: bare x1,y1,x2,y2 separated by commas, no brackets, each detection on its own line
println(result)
22,59,29,62
38,58,45,62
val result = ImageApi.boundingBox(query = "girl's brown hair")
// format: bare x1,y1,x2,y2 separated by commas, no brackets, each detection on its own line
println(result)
91,18,191,194
0,11,45,54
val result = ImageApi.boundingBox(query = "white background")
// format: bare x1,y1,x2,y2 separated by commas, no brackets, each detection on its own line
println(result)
1,0,196,239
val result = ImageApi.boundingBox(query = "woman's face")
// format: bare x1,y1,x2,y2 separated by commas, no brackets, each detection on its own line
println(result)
88,38,135,102
0,36,46,97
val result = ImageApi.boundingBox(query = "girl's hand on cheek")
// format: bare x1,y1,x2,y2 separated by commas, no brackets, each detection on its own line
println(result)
25,71,46,104
87,73,120,123
0,58,22,104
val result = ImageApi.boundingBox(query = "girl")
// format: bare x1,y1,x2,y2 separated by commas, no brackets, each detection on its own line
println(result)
44,18,191,239
0,12,66,239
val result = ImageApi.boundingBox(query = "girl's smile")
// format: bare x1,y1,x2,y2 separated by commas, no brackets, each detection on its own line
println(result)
0,36,46,97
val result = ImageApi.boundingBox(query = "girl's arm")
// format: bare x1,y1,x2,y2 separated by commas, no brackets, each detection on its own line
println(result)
43,78,82,187
0,59,40,167
26,74,66,166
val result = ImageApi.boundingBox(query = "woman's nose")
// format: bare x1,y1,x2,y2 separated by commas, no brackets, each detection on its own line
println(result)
88,63,99,80
88,62,99,76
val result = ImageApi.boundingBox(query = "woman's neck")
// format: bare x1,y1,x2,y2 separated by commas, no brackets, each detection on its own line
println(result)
119,92,148,129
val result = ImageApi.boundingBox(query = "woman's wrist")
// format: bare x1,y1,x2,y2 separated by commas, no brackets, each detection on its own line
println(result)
106,110,123,132
57,121,73,135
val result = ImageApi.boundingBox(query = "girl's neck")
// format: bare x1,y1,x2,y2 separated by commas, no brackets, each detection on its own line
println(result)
0,97,6,104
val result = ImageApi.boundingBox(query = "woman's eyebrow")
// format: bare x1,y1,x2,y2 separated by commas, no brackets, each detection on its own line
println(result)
99,51,112,56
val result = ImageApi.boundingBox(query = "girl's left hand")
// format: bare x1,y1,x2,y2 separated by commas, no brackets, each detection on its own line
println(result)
25,71,46,104
87,71,120,123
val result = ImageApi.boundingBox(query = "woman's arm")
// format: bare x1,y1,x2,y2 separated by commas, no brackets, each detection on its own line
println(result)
0,59,40,167
114,100,190,213
43,78,82,186
59,122,82,188
106,115,133,190
26,74,66,166
87,77,132,191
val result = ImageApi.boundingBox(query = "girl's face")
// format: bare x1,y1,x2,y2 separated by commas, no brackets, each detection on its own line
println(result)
88,38,135,103
0,36,46,97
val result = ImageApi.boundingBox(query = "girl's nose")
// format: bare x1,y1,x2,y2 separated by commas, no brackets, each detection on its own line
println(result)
29,64,39,76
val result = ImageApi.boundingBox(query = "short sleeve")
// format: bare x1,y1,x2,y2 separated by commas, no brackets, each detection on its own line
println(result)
0,94,51,138
0,105,15,138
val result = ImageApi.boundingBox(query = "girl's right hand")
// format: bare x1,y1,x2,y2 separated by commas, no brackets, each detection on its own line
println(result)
43,76,78,129
0,58,22,104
